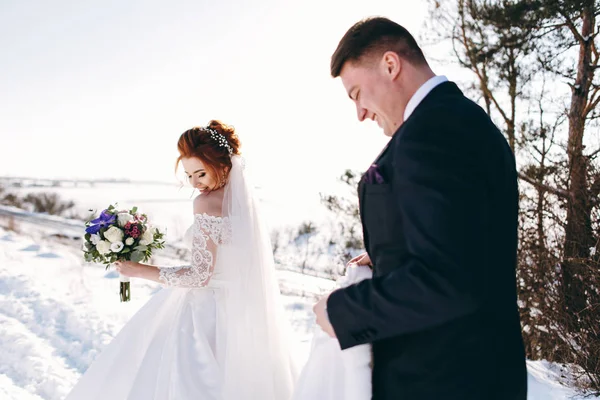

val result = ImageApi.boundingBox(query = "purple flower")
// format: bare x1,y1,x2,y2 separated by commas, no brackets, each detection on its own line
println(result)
86,210,117,234
364,164,385,184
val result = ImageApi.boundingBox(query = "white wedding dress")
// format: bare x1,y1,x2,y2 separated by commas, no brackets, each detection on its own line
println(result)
292,265,373,400
66,156,297,400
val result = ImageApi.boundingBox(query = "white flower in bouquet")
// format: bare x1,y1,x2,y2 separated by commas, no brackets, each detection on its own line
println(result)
104,226,124,243
117,212,134,227
139,228,155,246
90,233,101,245
96,240,112,255
110,241,124,253
125,237,135,246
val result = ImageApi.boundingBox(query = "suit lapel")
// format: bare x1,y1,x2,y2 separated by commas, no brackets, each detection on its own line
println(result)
358,135,394,258
357,177,369,254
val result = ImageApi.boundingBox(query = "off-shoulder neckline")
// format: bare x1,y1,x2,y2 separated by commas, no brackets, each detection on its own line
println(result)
194,212,226,219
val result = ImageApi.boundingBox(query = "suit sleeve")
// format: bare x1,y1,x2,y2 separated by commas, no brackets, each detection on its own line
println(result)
327,123,488,350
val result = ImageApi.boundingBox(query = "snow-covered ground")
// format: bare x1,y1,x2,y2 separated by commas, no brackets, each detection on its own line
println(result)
0,214,597,399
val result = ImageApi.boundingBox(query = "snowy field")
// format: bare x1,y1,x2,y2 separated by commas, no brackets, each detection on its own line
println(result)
0,211,597,399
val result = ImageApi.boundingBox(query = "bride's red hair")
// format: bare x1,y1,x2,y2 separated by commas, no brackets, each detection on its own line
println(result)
175,120,241,187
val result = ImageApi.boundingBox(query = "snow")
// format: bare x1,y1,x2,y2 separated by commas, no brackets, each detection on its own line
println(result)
527,360,592,400
0,214,598,399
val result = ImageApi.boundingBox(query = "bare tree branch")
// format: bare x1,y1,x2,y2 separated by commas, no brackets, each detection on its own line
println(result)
591,36,599,60
584,85,600,116
558,8,585,45
518,172,572,199
587,147,600,160
590,174,600,201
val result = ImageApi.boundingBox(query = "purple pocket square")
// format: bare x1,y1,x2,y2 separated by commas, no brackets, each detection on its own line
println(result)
364,164,385,184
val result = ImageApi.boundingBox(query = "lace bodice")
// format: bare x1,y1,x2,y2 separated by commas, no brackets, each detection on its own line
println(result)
158,214,231,288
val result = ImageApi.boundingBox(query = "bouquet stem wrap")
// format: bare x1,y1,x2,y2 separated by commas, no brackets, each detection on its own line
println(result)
119,273,131,302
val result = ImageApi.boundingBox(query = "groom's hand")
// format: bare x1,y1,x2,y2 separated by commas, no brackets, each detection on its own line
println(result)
314,294,336,338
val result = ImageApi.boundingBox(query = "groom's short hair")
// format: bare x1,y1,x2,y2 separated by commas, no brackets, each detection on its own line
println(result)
330,17,427,77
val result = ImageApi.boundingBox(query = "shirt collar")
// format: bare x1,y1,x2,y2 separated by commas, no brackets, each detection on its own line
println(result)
403,75,448,121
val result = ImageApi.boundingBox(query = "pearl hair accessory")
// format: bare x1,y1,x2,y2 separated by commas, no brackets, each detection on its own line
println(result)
204,127,233,156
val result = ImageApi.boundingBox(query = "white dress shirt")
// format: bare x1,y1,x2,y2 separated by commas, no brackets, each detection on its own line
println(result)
403,75,449,121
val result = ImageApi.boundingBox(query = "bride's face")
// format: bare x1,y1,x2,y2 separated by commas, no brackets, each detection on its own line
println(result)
182,157,218,192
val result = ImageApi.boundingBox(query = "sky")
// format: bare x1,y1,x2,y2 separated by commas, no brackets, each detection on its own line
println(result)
0,0,466,205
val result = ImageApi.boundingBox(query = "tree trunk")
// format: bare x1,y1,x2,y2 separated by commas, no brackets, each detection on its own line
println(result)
561,4,596,326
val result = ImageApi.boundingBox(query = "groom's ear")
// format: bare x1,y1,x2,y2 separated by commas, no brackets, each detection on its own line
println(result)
382,51,402,80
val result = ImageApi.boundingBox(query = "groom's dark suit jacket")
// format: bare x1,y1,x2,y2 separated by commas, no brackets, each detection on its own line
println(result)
327,82,527,400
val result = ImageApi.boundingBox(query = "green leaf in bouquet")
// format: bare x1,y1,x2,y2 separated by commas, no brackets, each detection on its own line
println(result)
130,251,145,263
149,242,165,251
84,252,93,262
121,247,131,254
84,233,91,241
134,245,148,252
131,206,138,214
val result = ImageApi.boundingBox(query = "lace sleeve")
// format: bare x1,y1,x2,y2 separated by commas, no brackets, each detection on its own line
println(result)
158,214,226,288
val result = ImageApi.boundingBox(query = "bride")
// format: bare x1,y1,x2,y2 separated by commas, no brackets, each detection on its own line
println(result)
65,120,297,400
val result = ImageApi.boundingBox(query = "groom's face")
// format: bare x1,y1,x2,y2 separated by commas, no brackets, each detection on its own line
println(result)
339,57,397,136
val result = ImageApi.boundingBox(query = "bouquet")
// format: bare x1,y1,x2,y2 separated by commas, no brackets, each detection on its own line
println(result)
82,204,165,302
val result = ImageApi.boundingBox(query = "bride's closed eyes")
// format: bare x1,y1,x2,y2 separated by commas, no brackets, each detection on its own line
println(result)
184,168,206,180
181,159,219,191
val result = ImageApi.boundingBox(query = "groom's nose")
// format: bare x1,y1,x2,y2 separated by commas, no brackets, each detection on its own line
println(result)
356,105,368,122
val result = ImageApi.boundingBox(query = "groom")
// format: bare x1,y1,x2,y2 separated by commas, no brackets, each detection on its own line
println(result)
313,17,527,399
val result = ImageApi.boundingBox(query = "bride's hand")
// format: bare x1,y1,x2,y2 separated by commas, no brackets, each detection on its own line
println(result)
114,260,142,278
348,252,372,267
